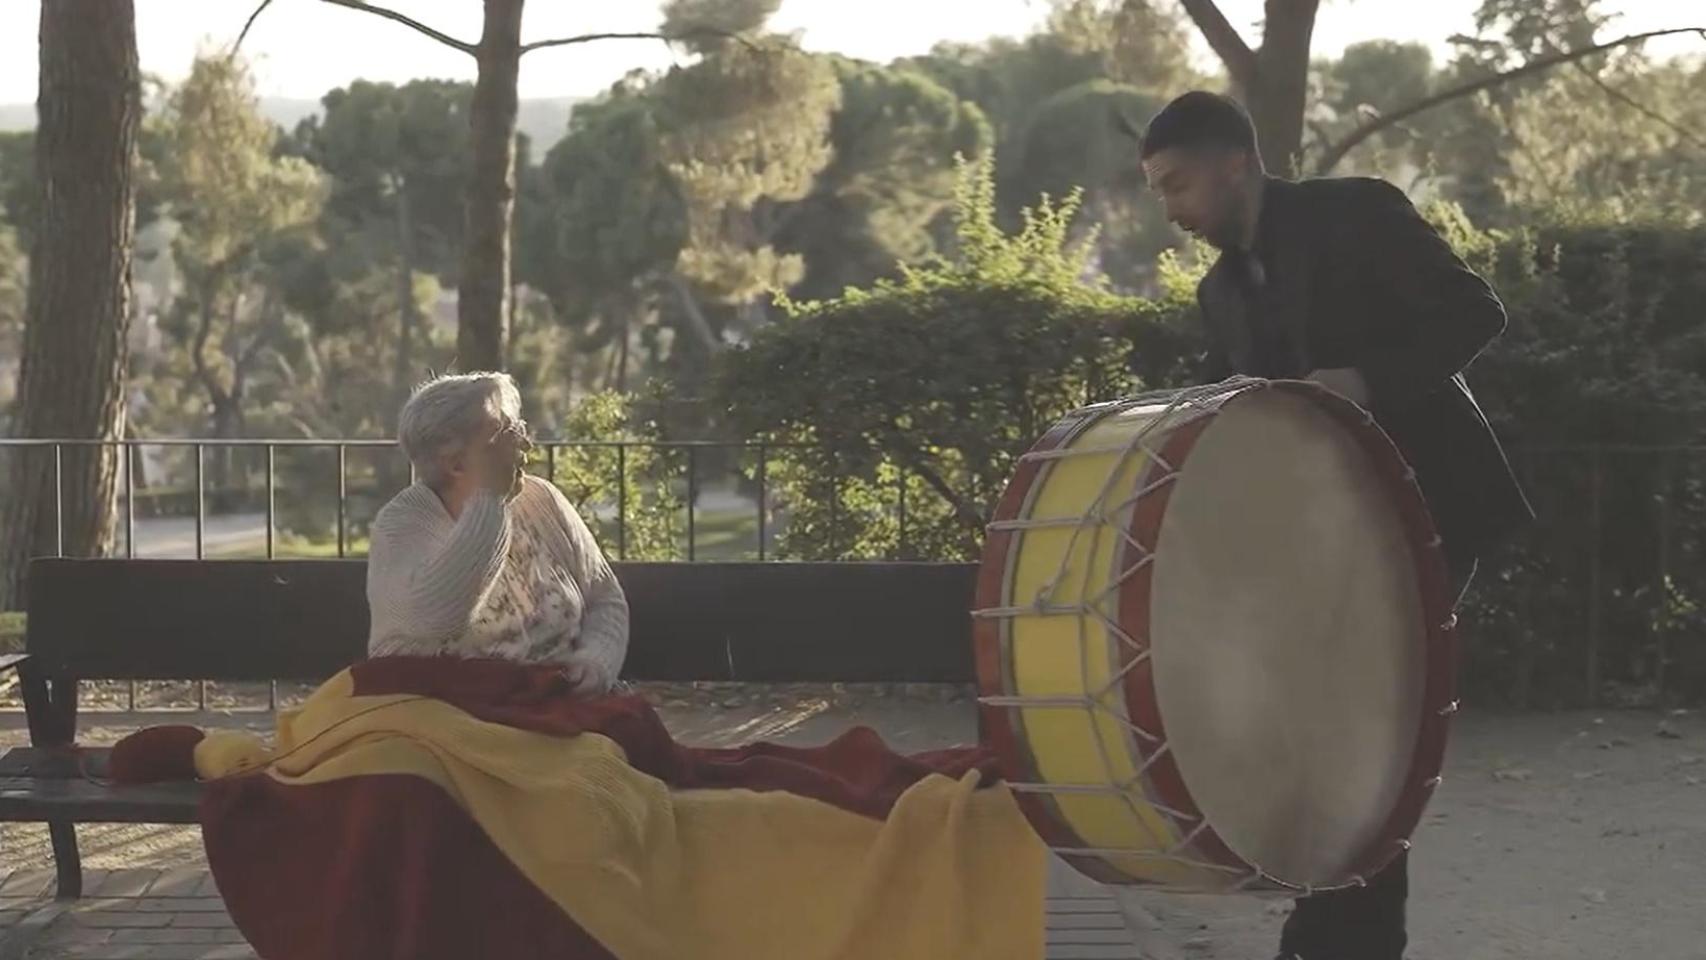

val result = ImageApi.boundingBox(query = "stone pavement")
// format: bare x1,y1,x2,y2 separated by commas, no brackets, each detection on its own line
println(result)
0,868,251,960
0,861,1145,959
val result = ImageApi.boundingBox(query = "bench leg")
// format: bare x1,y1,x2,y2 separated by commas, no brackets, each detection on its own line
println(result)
47,822,80,899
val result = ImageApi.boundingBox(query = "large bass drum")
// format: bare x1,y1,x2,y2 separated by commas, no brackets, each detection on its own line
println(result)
973,378,1459,895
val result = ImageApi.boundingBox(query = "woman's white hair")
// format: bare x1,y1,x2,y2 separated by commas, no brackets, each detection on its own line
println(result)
397,372,522,486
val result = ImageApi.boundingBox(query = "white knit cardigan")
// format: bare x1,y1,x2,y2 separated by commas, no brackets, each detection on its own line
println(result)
364,475,629,685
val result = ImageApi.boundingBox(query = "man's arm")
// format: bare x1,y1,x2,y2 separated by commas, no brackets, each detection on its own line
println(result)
1347,179,1507,410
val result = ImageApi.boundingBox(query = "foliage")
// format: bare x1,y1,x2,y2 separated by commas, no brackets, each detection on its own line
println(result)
1044,0,1201,92
0,610,21,653
549,391,684,562
713,156,1196,560
142,54,326,444
0,132,34,243
660,0,781,55
775,56,993,301
1437,208,1706,706
0,221,23,424
299,78,474,284
658,42,840,313
1009,79,1169,286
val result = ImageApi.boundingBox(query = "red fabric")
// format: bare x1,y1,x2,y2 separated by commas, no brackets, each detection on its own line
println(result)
348,656,1001,820
199,657,1000,960
108,725,204,785
202,772,618,960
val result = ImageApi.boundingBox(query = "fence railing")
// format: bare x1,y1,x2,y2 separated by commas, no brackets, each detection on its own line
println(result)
3,437,1704,706
0,437,1699,559
0,437,830,564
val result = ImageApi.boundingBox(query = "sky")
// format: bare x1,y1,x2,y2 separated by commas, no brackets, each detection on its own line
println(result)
0,0,1698,104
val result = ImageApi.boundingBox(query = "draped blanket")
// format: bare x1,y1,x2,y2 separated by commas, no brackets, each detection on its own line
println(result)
160,657,1045,960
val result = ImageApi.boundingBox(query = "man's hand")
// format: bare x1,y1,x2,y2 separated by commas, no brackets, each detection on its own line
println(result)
561,652,614,697
1306,367,1371,407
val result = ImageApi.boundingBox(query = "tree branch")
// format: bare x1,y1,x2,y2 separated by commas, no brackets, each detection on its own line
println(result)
1178,0,1257,89
232,0,276,56
875,426,986,534
519,27,756,56
1570,60,1706,150
313,0,476,55
1315,26,1706,175
902,456,985,533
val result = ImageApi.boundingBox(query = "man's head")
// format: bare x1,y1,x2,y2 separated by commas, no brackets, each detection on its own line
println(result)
1139,91,1265,249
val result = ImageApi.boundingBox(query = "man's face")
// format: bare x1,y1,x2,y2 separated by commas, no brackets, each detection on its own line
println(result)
1141,146,1251,250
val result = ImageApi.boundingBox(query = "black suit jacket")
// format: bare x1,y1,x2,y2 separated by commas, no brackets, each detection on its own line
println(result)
1195,175,1534,560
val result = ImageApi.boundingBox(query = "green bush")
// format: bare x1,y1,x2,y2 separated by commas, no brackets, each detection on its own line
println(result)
549,390,684,561
1436,210,1706,707
714,156,1201,560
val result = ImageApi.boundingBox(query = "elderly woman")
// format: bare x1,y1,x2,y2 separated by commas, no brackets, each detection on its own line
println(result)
365,372,629,694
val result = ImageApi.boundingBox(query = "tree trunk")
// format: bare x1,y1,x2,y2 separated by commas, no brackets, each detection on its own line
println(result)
456,0,523,373
0,0,139,608
1247,0,1319,178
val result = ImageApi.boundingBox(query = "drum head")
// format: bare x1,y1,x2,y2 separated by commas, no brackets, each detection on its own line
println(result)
1145,389,1427,887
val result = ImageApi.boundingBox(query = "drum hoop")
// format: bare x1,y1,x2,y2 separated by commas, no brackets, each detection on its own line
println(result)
1114,379,1459,893
973,404,1134,885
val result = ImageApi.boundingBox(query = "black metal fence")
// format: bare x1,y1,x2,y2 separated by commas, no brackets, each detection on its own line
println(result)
3,437,1703,706
0,438,816,564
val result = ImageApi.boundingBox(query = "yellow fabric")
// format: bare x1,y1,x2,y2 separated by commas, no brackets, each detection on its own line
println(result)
198,669,1048,960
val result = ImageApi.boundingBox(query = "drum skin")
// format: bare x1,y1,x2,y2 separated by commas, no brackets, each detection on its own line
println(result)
973,380,1459,895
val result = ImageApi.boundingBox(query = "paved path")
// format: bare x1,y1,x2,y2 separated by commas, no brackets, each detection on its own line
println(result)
0,868,250,960
0,862,1143,959
6,699,1704,958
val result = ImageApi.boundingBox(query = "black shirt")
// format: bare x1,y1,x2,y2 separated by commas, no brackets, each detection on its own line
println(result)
1223,192,1303,379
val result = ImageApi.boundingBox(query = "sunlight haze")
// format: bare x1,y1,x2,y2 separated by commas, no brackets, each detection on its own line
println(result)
0,0,1695,106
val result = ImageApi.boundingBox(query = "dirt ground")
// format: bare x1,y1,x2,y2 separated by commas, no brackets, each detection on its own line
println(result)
2,686,1703,959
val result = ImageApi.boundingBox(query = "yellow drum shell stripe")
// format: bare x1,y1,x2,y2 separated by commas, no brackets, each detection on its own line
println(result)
1003,403,1225,888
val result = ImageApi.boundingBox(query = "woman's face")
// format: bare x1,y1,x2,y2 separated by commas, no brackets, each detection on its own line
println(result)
444,408,533,495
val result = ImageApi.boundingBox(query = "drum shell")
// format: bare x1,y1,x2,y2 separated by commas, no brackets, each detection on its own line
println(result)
973,380,1459,895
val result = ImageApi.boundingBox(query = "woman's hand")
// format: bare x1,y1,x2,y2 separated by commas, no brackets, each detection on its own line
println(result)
561,652,615,696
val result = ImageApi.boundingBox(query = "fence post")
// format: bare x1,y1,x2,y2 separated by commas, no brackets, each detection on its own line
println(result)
1586,446,1603,707
52,444,63,556
123,443,135,559
265,444,276,560
336,444,348,559
686,446,698,562
193,444,205,560
756,444,768,562
617,444,628,561
1654,450,1674,702
896,468,908,561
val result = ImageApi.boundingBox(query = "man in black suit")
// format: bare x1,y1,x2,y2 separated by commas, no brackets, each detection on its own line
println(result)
1137,91,1533,959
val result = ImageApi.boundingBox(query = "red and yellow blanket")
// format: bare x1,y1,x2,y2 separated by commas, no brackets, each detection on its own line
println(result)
118,657,1046,960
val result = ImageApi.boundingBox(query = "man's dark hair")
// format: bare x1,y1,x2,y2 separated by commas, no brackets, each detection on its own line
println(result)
1139,91,1259,159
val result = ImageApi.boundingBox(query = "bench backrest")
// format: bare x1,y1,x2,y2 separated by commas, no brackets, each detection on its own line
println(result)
24,558,980,684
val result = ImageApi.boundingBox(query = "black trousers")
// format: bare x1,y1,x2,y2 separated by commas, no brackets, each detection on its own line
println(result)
1276,545,1480,960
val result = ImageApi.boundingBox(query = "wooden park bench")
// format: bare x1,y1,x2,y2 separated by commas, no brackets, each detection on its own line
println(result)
0,556,979,899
